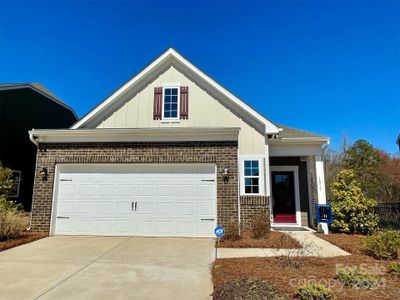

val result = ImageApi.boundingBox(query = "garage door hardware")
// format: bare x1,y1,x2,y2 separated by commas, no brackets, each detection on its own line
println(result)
60,179,73,182
131,201,138,211
57,216,70,219
201,179,215,182
200,218,215,221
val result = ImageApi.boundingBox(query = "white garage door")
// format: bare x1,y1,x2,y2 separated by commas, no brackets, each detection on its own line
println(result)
53,164,216,237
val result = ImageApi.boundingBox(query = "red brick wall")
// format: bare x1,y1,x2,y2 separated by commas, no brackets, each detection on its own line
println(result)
240,195,270,229
31,141,238,232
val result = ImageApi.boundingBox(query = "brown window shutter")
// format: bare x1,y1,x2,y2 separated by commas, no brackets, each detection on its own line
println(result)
180,86,189,119
153,87,163,120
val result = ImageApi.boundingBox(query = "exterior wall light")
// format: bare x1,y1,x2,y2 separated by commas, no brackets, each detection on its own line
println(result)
223,167,229,183
40,167,48,182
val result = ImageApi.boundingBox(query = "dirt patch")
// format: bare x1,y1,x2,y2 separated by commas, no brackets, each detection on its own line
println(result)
218,231,301,249
213,277,289,299
0,232,48,252
316,233,366,255
213,255,400,299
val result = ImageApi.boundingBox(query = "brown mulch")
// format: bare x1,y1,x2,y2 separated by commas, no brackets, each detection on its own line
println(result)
316,233,366,255
217,231,301,249
0,232,48,252
213,255,400,299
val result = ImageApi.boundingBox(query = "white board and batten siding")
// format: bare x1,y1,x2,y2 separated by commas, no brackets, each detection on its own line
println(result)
52,164,217,237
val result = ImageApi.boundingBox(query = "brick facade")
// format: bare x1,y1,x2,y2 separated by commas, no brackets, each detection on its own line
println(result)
31,141,239,232
240,195,270,229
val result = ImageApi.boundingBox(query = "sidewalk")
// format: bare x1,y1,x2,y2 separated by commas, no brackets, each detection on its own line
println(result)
216,231,350,259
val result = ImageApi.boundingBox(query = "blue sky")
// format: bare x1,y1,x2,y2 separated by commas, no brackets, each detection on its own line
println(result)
1,0,399,154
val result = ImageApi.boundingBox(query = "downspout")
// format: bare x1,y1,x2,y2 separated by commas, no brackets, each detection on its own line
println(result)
28,131,39,231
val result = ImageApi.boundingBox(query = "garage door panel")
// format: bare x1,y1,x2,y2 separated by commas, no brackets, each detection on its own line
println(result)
55,164,216,237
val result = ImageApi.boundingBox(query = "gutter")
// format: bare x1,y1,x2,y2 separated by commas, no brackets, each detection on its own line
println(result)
29,132,39,147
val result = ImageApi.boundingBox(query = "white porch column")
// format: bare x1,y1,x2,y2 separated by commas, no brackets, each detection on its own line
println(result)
264,145,271,197
315,155,329,234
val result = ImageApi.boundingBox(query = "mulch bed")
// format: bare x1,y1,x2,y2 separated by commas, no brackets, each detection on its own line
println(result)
316,233,366,255
217,231,301,249
0,232,48,252
213,255,400,299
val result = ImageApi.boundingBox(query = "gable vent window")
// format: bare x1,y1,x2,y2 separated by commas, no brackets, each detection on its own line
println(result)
163,87,179,119
153,86,189,120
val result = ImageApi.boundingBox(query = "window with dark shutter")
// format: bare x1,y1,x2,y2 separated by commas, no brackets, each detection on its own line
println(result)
153,87,163,120
180,86,189,119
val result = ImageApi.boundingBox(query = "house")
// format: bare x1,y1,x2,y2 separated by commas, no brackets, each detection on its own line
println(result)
0,83,77,210
28,49,330,237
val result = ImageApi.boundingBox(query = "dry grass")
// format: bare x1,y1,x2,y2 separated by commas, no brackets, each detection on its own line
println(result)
218,230,301,249
0,211,29,240
213,256,400,300
0,231,48,252
316,233,366,255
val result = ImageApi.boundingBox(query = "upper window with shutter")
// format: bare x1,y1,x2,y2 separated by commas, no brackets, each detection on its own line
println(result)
153,86,189,120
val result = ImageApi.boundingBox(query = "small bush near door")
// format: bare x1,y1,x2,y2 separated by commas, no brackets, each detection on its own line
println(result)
0,211,29,240
221,222,241,241
251,215,270,239
363,231,400,260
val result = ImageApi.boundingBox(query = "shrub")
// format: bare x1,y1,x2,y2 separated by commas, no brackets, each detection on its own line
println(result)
363,231,400,260
221,222,241,241
0,195,22,212
0,211,29,240
212,277,288,300
250,214,270,239
329,169,379,235
295,282,332,300
336,266,383,289
389,262,400,278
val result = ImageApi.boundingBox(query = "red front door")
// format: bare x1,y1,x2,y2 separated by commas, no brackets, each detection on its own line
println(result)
271,171,296,223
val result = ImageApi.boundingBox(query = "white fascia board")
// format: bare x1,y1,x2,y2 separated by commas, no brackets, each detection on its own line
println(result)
29,127,240,143
72,48,280,134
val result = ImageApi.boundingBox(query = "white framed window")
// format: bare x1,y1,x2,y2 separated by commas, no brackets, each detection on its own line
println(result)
240,158,264,195
162,87,180,120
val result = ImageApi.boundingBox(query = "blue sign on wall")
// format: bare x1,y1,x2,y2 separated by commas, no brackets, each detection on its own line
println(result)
214,226,225,238
316,204,333,224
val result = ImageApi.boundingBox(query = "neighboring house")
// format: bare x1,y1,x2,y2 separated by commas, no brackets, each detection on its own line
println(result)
0,83,77,210
29,49,330,237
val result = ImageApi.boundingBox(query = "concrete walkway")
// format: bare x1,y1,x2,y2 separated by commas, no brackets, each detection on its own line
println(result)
217,231,350,259
0,236,214,300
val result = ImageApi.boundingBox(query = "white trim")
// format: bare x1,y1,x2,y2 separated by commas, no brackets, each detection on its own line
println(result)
161,86,180,121
270,166,301,226
162,82,181,87
269,137,329,144
29,127,240,143
50,163,217,237
239,156,265,196
264,145,271,197
305,158,315,227
71,48,280,134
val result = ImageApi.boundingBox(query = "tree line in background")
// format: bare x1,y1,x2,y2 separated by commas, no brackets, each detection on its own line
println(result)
325,139,400,233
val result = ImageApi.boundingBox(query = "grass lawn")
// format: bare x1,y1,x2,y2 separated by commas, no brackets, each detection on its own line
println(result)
218,230,301,249
0,232,48,252
213,233,400,299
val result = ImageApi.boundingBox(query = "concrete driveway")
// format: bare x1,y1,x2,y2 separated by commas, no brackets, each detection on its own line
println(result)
0,236,215,300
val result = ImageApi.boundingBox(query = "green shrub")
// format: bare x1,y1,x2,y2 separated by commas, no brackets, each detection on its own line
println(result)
389,262,400,278
363,231,400,260
336,266,383,289
0,210,29,240
0,195,22,213
250,214,270,239
221,222,241,241
295,282,332,300
329,169,379,235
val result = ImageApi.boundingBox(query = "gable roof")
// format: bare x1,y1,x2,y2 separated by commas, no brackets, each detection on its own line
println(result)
270,124,329,143
0,83,78,119
71,48,280,134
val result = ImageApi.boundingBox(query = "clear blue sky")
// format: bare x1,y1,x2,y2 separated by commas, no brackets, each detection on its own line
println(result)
1,0,399,154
